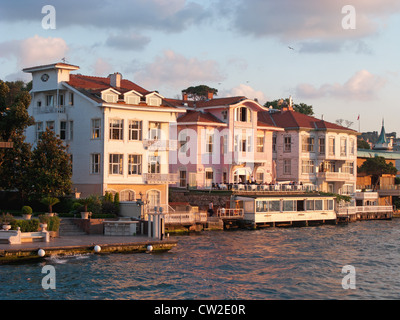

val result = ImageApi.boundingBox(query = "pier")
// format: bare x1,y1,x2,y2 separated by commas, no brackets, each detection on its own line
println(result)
0,234,177,264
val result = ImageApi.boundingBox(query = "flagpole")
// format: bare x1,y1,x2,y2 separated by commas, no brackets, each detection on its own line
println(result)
358,114,360,132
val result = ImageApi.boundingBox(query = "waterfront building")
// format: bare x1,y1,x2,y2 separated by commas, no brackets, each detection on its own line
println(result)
166,93,284,189
261,99,358,195
23,62,185,211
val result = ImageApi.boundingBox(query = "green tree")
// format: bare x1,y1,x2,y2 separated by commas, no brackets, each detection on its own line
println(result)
357,139,370,150
29,128,72,198
358,156,398,191
0,80,34,201
182,85,218,101
264,98,314,115
0,80,34,142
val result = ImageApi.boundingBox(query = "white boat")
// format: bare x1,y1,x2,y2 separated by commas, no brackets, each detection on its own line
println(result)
234,194,337,226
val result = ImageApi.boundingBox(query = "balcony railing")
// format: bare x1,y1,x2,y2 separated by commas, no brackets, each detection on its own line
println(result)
143,139,177,150
34,106,66,114
143,173,179,184
316,171,353,181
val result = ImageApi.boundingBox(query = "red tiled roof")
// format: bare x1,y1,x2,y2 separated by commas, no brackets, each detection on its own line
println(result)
264,110,357,132
177,110,225,124
195,96,247,108
67,74,150,95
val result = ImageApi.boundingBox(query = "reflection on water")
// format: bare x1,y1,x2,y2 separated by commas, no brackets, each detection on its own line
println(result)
2,220,400,299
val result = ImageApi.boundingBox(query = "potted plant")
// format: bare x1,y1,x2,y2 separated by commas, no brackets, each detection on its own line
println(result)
40,196,60,217
78,197,92,219
1,213,14,230
21,206,33,220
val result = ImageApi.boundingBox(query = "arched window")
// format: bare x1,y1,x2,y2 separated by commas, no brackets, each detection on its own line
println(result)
147,189,161,208
120,189,136,201
235,107,251,122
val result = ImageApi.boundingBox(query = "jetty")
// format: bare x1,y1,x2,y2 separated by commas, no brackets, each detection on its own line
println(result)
0,234,177,264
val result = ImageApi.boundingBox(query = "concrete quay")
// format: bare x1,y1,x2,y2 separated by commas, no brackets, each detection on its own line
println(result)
0,234,177,264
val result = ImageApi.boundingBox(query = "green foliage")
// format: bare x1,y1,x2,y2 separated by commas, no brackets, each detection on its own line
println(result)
11,218,39,232
38,215,60,232
182,85,218,101
21,206,33,215
357,139,370,150
30,128,72,198
0,212,15,225
318,192,351,203
264,98,314,115
113,192,119,209
358,156,398,190
40,197,60,213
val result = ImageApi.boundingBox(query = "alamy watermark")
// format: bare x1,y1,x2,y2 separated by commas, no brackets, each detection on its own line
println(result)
42,5,56,30
41,265,56,290
342,5,356,30
341,265,356,290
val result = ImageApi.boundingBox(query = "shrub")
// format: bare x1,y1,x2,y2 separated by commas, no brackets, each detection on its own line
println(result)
38,215,61,232
11,219,40,232
21,206,33,215
0,212,15,225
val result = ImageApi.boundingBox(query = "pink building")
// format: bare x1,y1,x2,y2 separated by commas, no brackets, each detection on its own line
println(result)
167,94,283,189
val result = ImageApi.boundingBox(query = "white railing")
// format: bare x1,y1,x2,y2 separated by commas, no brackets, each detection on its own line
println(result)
216,208,244,219
143,173,179,184
164,212,208,225
337,205,393,216
143,139,178,150
144,204,175,215
231,184,317,192
35,106,66,114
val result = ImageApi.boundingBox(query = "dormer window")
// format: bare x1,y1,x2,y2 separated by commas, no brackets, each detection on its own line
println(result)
235,107,251,122
101,88,120,103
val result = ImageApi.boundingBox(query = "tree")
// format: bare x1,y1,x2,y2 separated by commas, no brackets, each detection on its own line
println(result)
358,156,398,191
357,139,370,150
182,85,218,101
264,98,314,115
0,80,34,201
336,119,354,128
0,80,34,142
29,128,72,198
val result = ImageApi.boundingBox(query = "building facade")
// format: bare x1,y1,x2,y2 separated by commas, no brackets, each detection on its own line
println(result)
23,62,184,211
167,94,283,188
263,101,358,195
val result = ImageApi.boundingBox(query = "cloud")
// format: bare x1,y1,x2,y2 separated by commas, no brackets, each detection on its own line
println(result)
218,0,400,52
0,35,69,69
105,33,151,51
295,70,387,100
0,0,209,33
133,50,225,90
92,58,114,76
221,84,268,105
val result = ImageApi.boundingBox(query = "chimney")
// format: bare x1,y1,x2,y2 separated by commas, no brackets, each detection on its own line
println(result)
110,72,122,88
207,91,214,100
182,91,188,101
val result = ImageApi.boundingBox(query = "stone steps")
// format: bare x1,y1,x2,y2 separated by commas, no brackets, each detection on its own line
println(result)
59,218,86,236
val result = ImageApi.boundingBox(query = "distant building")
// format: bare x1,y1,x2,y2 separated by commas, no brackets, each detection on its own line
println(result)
23,62,185,212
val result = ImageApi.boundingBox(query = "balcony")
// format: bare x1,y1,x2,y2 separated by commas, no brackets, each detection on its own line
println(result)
143,139,178,151
34,106,66,114
143,173,179,184
316,171,354,182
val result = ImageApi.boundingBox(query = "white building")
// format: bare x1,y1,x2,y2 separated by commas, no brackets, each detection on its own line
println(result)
23,62,184,211
264,102,358,195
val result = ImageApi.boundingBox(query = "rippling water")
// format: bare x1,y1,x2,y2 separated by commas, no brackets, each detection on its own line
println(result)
2,219,400,300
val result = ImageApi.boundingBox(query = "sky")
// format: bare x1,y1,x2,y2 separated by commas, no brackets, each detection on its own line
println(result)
0,0,399,134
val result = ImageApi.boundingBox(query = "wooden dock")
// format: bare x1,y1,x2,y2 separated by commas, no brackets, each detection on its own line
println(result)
0,234,177,264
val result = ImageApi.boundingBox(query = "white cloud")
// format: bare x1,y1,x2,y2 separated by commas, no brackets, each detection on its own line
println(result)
221,84,268,105
219,0,400,52
133,50,225,90
296,70,387,100
0,35,69,70
92,58,114,76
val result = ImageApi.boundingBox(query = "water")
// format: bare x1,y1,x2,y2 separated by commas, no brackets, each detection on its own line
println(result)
2,219,400,300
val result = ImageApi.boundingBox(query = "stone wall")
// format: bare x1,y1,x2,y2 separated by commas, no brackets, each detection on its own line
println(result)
169,189,231,211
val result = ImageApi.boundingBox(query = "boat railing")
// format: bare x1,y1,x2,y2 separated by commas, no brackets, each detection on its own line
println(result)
216,208,244,219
